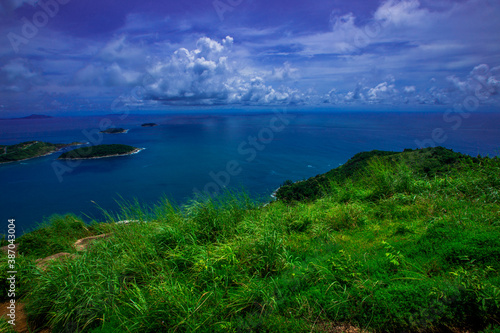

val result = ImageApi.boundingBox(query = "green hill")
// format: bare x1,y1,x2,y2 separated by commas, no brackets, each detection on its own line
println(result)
1,147,499,332
58,144,139,159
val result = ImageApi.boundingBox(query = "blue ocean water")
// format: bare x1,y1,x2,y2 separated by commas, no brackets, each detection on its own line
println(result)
1,109,499,235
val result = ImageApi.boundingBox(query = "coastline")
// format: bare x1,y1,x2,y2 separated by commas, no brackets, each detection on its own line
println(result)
58,147,145,160
270,179,305,199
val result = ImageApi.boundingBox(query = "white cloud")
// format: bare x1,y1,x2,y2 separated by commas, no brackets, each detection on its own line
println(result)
367,81,399,102
320,63,500,106
143,36,300,106
446,64,500,102
374,0,429,27
270,62,299,81
404,86,416,93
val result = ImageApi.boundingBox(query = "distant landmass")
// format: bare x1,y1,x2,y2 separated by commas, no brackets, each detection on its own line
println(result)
58,144,142,160
141,123,158,127
0,141,83,164
21,114,53,119
0,114,53,120
100,128,128,134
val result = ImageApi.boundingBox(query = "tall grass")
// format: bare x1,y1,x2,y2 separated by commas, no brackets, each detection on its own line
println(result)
4,149,499,332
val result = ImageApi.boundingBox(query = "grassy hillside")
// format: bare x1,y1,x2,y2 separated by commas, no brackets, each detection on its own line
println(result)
276,147,469,202
1,147,499,332
0,141,75,164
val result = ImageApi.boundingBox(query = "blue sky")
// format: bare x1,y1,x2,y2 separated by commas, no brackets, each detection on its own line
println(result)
0,0,499,115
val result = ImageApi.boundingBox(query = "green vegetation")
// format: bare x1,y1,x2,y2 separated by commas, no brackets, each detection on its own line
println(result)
58,144,139,159
100,128,128,134
276,147,467,202
0,141,78,164
0,317,16,333
1,147,499,332
141,123,158,127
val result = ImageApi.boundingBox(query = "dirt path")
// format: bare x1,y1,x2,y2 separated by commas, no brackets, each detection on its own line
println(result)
0,302,51,333
73,233,111,252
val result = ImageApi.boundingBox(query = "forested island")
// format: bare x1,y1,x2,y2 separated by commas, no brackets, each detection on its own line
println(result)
141,123,158,127
0,141,82,164
1,146,499,333
58,144,142,160
100,128,128,134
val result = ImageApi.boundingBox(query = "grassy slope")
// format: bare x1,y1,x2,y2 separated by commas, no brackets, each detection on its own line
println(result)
1,147,499,332
276,147,468,202
0,141,71,163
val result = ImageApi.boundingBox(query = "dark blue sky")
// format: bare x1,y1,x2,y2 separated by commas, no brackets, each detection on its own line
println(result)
0,0,499,115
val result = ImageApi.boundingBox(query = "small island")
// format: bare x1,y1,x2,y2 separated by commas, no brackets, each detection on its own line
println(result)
0,141,83,164
58,144,143,160
100,128,128,134
141,123,158,127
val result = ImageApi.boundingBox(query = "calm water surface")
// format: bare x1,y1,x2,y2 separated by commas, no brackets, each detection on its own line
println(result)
1,110,499,234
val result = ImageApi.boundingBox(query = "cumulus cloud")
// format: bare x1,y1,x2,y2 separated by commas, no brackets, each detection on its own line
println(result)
446,64,500,103
367,81,399,102
143,36,300,106
320,64,500,107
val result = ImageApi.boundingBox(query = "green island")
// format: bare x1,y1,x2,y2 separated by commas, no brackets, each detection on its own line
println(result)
0,141,83,164
100,128,128,134
141,123,158,127
1,147,499,332
58,144,141,160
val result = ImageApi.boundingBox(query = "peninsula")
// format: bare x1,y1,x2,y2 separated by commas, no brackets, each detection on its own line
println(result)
58,144,142,160
0,141,83,164
100,128,128,134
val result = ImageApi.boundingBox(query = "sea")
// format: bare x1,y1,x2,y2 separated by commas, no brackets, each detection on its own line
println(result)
1,109,499,235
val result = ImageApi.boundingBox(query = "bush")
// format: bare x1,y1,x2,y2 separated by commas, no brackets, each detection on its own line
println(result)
17,214,92,257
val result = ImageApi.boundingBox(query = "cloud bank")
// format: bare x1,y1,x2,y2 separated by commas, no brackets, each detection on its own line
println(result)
0,0,499,114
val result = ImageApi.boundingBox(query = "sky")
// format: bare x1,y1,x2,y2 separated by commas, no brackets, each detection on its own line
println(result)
0,0,499,115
